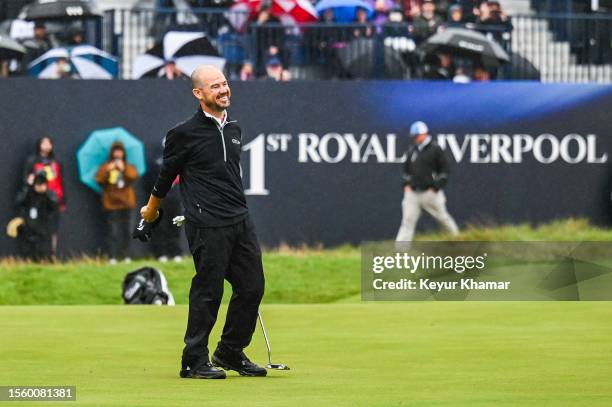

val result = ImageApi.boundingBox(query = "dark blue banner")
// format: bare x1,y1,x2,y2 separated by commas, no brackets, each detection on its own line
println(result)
0,80,611,256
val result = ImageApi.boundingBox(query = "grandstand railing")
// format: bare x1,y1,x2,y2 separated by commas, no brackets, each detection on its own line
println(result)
98,8,611,82
102,7,515,80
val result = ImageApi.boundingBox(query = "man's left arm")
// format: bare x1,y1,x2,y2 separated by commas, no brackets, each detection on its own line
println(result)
433,146,449,191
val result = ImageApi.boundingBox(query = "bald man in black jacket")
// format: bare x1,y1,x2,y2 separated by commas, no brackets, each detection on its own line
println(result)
140,65,266,379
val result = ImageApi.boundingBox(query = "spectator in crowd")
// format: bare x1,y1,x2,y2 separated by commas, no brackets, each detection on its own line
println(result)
451,0,480,22
395,121,459,243
370,0,393,26
21,22,54,70
23,136,66,257
95,141,139,264
486,2,512,26
412,0,443,43
251,5,288,76
382,5,409,35
239,61,256,80
475,1,510,26
422,52,455,79
434,0,451,19
49,57,78,79
162,60,189,80
473,65,491,81
447,4,466,25
67,27,85,46
13,171,59,262
402,0,421,21
353,7,374,38
262,56,285,80
308,7,356,78
475,1,512,43
322,7,336,23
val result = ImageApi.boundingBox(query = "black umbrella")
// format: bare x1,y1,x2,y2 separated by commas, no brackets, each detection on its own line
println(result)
19,0,102,21
132,31,225,79
421,28,510,67
0,34,27,60
337,38,407,79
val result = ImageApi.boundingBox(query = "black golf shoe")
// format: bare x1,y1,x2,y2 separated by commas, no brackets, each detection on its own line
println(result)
211,347,267,377
180,361,226,379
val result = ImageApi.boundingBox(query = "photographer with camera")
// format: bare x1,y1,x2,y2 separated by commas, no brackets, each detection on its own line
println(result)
95,141,139,264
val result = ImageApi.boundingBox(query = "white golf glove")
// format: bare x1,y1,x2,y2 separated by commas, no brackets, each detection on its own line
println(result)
172,215,186,228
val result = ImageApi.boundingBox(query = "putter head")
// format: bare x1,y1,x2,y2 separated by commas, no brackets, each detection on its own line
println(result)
266,363,290,370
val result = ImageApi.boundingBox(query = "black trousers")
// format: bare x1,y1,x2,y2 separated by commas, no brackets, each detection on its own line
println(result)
182,216,265,367
105,209,131,259
17,230,52,262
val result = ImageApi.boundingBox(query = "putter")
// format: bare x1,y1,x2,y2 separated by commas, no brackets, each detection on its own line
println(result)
258,311,290,370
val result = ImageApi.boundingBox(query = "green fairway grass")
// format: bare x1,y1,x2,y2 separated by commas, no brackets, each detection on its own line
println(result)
1,303,612,406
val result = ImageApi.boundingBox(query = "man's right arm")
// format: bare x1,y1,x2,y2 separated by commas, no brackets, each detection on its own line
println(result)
141,129,188,222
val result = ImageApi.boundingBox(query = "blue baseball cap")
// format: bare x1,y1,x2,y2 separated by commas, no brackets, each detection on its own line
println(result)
409,121,429,136
266,57,282,67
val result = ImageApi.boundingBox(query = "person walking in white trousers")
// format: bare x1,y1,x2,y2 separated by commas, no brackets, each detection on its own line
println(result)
396,121,459,242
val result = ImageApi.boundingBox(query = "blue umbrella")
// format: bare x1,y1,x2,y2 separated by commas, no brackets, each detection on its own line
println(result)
77,127,146,193
28,45,118,79
315,0,373,22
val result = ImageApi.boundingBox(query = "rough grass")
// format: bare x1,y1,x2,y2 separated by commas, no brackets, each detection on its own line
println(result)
419,218,612,241
1,218,610,305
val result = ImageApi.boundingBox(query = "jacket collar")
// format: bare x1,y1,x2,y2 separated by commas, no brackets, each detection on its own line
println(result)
197,106,234,126
416,136,432,151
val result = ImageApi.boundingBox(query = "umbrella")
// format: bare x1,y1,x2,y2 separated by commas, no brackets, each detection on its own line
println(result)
271,0,318,25
336,38,406,78
0,19,35,40
0,35,27,60
315,0,373,23
227,0,317,31
77,127,146,194
28,45,118,79
132,31,225,79
19,0,102,21
421,27,510,67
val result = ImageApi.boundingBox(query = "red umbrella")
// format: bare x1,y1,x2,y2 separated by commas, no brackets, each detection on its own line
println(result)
228,0,318,30
271,0,318,24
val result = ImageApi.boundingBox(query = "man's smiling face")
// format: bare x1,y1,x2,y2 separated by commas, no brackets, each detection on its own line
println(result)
192,66,231,113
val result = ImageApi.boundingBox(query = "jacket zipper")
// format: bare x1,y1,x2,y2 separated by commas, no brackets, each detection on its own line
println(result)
217,120,238,163
217,125,227,162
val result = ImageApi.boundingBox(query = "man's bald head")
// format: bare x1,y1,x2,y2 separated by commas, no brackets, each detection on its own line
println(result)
191,65,231,114
191,65,224,89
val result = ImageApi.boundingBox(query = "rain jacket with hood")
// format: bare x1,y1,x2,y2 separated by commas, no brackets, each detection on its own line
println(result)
95,141,139,211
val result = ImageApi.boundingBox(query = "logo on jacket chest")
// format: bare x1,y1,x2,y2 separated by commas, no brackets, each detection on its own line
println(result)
231,138,241,145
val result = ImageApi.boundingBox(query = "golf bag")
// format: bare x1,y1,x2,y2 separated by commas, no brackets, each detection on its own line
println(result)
122,267,175,305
